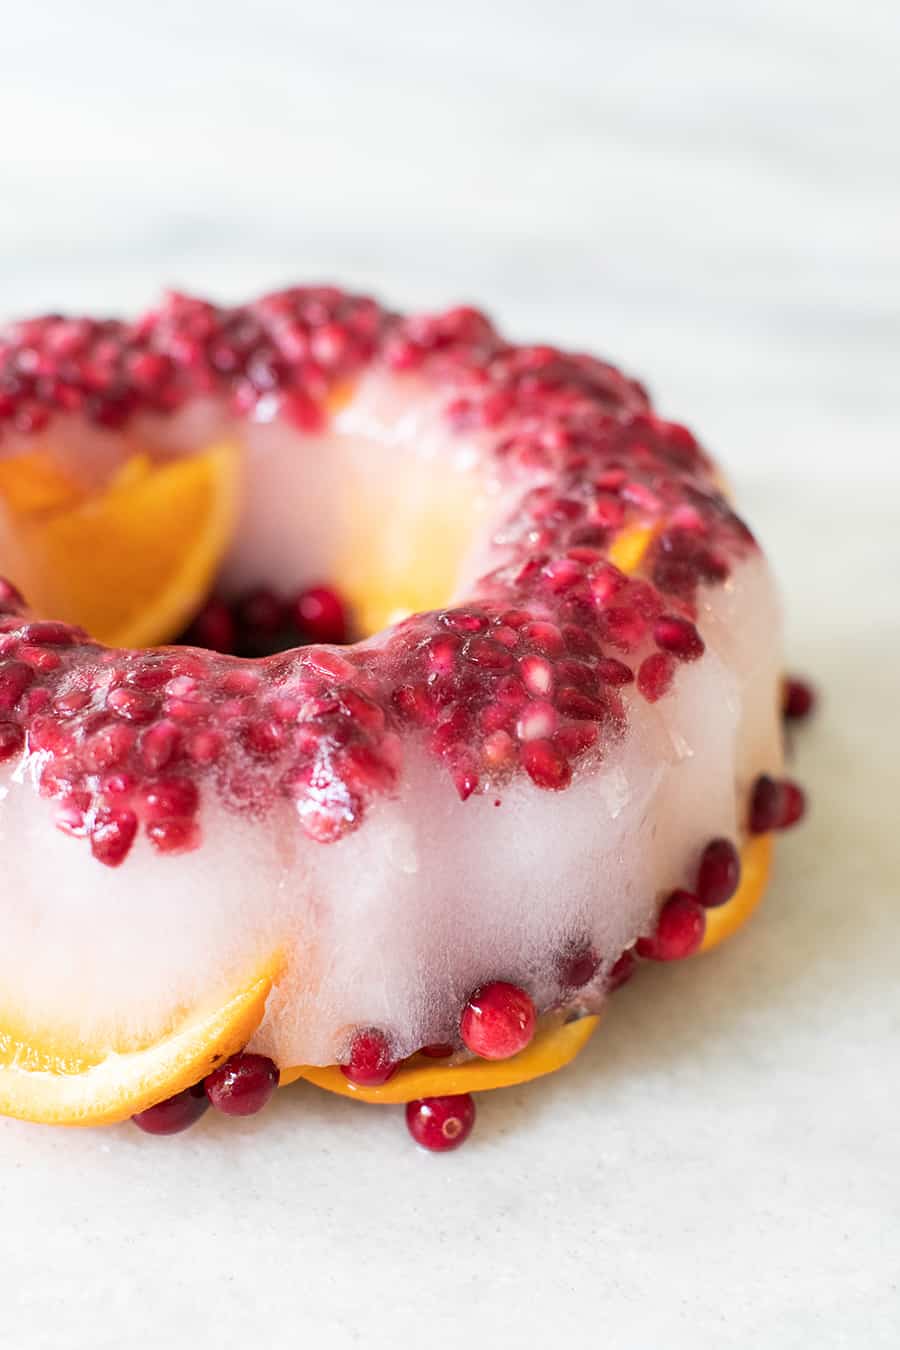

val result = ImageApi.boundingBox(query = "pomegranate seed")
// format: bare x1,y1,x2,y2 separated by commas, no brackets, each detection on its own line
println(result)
132,1083,209,1135
783,677,815,720
696,837,741,908
652,614,705,661
186,599,237,654
292,585,348,644
205,1052,280,1116
0,721,24,762
460,981,536,1060
607,949,637,990
340,1028,398,1086
90,807,138,867
637,652,675,702
636,891,706,960
406,1095,476,1152
521,738,571,789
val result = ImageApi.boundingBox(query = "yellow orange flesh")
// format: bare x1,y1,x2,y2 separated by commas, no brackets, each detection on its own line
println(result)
0,960,278,1126
0,446,239,647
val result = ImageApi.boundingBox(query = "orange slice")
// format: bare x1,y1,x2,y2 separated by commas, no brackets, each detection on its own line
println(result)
0,958,278,1127
282,835,774,1104
0,451,85,514
9,445,239,647
282,1013,600,1104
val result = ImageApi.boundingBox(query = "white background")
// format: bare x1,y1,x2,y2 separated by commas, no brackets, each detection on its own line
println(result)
1,3,899,1347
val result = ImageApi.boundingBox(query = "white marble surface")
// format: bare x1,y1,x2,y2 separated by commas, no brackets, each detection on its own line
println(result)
1,3,899,1347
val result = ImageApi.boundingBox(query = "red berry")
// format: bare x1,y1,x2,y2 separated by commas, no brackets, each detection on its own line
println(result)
205,1052,279,1116
636,890,706,961
132,1083,209,1135
405,1094,476,1152
340,1028,398,1086
236,588,284,638
778,779,807,828
292,585,348,645
607,948,637,990
460,981,536,1060
652,614,705,661
419,1043,456,1059
749,774,784,833
560,945,600,990
696,837,741,908
186,599,237,654
783,677,815,720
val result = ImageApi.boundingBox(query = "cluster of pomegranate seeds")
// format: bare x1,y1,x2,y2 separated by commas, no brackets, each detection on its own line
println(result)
460,981,536,1060
205,1052,280,1116
636,890,707,961
132,1083,209,1136
783,676,816,721
696,837,742,908
406,1095,476,1152
749,774,807,833
340,1028,399,1086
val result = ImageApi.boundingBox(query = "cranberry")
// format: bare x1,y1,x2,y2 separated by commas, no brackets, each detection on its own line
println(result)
292,585,349,644
749,775,783,833
205,1052,279,1116
636,891,706,960
236,589,285,639
607,948,637,990
560,945,600,990
186,599,237,654
460,981,536,1060
419,1043,456,1058
783,677,815,720
340,1028,398,1086
405,1095,476,1152
132,1083,208,1135
779,780,807,828
696,837,741,908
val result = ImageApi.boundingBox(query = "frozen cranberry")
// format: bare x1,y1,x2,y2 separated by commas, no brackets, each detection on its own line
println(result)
340,1028,399,1086
460,981,536,1060
560,945,600,990
132,1083,208,1135
405,1094,476,1152
696,837,741,908
419,1043,456,1058
236,589,284,638
186,599,237,654
749,775,784,833
779,780,807,828
205,1052,280,1116
783,677,815,720
636,891,706,960
607,948,637,990
292,585,349,645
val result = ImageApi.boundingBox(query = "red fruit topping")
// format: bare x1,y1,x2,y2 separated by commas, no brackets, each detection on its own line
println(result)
0,721,24,762
636,891,706,961
696,837,741,908
292,585,349,645
340,1028,399,1086
460,982,536,1060
521,738,572,790
779,780,807,828
652,614,705,661
419,1043,456,1059
560,945,600,990
90,807,138,867
186,599,237,654
607,948,637,990
236,589,284,639
783,677,815,720
204,1052,280,1116
405,1094,476,1152
636,651,675,702
132,1083,209,1136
